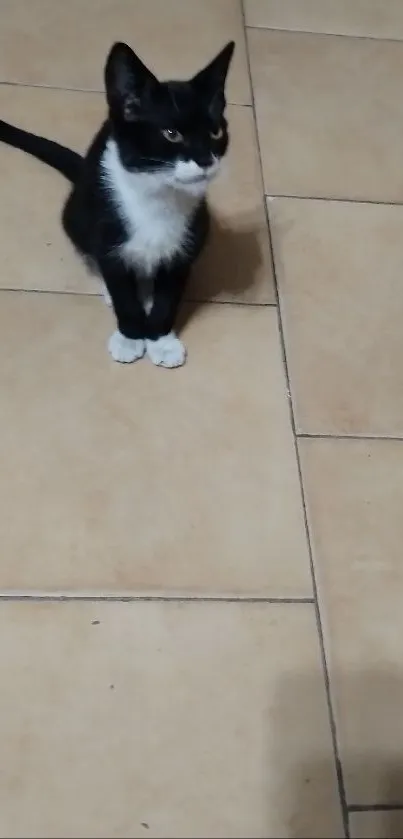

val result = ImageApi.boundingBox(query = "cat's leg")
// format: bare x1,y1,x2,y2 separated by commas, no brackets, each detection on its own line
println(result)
145,266,188,368
99,255,147,363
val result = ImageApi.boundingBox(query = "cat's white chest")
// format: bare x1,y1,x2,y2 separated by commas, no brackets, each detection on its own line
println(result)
102,141,194,276
122,197,189,275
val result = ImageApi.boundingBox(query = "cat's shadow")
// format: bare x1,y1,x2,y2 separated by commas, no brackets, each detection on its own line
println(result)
186,211,265,308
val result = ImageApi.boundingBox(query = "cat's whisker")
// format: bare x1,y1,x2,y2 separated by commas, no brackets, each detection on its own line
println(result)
137,156,171,166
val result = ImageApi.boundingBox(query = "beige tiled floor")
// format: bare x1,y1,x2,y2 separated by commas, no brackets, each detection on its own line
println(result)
1,1,403,837
350,810,403,839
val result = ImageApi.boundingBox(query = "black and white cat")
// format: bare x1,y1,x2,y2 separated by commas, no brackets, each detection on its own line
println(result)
0,40,234,367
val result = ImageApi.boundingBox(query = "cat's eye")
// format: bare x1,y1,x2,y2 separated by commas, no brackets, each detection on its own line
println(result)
162,128,183,143
210,126,224,140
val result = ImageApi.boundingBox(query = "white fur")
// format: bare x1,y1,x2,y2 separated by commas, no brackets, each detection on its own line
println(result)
174,157,220,185
143,295,153,315
108,330,145,363
136,275,154,316
101,141,217,280
146,333,186,368
101,281,113,307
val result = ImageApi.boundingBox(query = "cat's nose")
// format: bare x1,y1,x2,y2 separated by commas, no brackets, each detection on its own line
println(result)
195,152,213,169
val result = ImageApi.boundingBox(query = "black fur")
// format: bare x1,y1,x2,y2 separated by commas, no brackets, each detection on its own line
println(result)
0,41,234,350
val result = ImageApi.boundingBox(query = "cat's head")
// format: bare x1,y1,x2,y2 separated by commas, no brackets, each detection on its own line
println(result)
104,41,235,193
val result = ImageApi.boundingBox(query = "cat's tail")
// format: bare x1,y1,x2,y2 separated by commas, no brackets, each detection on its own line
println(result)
0,120,82,182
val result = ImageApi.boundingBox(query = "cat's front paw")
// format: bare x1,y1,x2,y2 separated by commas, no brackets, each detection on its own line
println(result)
146,333,186,368
108,330,145,363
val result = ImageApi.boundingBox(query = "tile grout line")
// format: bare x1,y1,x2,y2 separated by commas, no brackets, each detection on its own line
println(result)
240,3,350,836
245,24,403,46
0,80,105,94
186,298,274,308
299,433,403,442
0,78,253,110
266,193,403,207
349,804,403,812
0,594,315,604
0,286,276,308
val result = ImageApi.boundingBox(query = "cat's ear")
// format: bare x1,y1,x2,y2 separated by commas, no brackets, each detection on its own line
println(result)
105,42,159,121
192,41,235,115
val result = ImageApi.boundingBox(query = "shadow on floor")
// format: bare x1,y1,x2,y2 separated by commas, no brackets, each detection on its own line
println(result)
187,211,264,302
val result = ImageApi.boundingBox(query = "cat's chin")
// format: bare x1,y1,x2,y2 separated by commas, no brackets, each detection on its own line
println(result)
172,177,210,197
171,169,220,196
169,157,221,194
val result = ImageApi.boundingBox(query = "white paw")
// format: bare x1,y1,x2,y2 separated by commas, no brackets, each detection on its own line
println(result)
108,330,145,363
146,332,186,368
101,282,113,307
143,295,153,315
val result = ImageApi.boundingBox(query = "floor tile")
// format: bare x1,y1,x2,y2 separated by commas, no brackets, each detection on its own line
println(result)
0,86,272,302
269,198,403,436
245,0,403,39
0,600,342,838
350,810,403,838
0,294,310,596
0,85,102,295
299,438,403,804
248,28,403,201
0,0,250,105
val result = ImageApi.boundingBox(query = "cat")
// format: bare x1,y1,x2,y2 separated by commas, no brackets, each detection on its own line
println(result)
0,40,235,368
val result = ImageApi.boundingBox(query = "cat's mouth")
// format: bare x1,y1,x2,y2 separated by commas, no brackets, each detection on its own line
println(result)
172,158,220,189
173,168,219,188
178,173,209,185
172,173,211,192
